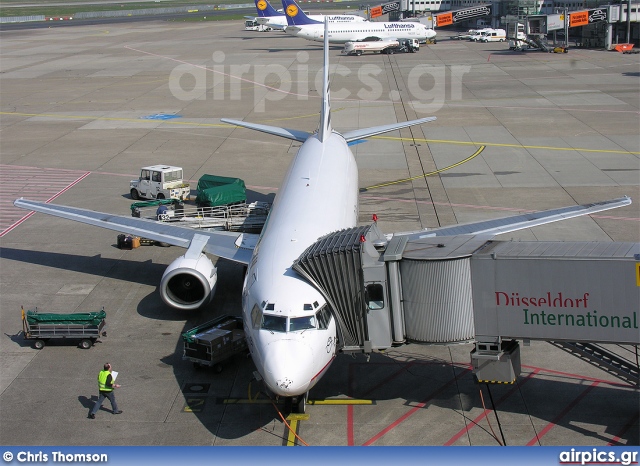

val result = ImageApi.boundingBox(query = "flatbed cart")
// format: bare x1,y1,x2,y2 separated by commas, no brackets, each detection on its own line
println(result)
21,307,107,349
182,315,247,372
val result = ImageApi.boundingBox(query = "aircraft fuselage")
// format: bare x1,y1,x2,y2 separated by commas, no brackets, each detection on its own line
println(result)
242,132,358,397
288,23,435,44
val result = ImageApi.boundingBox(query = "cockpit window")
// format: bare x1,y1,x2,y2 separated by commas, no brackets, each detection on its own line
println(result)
303,304,313,311
262,314,286,332
316,306,332,330
289,316,316,332
265,303,275,311
251,304,262,329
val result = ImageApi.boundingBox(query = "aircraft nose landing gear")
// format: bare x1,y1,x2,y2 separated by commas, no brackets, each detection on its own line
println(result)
284,391,309,414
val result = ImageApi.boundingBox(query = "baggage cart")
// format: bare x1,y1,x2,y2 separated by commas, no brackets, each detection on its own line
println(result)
182,315,247,372
21,307,107,349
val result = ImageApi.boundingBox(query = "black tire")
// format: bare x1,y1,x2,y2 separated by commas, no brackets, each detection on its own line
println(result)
156,193,165,200
155,241,171,247
193,362,202,370
213,363,223,374
33,340,45,350
80,339,92,349
356,50,362,56
295,392,308,414
130,189,140,200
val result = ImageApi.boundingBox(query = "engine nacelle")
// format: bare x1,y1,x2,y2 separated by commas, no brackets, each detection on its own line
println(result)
160,253,217,310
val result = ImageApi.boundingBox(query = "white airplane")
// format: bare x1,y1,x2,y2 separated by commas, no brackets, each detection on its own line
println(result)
13,21,630,412
249,0,365,30
281,0,437,44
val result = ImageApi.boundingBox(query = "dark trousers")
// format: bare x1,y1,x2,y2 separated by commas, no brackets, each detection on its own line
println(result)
90,390,118,415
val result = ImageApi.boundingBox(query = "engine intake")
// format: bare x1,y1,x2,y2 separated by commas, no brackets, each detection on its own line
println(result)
160,253,217,310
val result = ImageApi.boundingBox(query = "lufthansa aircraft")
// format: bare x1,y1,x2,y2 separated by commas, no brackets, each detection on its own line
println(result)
251,0,365,29
14,21,630,412
281,0,437,44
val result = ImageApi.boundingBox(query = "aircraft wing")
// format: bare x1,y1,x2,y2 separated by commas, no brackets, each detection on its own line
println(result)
397,197,632,240
13,198,255,265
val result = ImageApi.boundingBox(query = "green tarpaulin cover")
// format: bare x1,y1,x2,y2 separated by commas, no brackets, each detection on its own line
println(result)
195,175,246,207
130,199,179,212
26,310,106,326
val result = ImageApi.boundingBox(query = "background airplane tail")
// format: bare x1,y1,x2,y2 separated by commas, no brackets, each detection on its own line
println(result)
282,0,321,25
254,0,282,17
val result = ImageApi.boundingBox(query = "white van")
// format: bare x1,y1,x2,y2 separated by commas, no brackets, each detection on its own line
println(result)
479,29,507,42
468,28,492,41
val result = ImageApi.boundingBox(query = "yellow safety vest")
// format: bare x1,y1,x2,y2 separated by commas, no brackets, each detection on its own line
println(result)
98,370,113,392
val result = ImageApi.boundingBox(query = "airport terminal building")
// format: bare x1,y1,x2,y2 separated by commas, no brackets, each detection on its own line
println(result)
399,0,640,47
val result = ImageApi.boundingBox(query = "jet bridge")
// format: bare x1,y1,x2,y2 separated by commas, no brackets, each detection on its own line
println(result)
293,225,639,384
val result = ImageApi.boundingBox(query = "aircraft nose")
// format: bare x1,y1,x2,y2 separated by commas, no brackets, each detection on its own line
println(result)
263,339,314,397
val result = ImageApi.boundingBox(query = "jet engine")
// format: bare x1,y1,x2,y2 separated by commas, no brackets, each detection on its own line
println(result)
160,253,217,310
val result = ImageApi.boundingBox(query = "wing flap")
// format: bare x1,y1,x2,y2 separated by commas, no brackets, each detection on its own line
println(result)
13,198,254,265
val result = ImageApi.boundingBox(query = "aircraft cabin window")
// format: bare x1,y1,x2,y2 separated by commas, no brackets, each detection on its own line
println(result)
366,283,385,310
262,314,287,333
290,316,316,332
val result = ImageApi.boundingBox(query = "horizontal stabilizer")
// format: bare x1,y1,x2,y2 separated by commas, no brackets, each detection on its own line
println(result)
342,116,436,143
404,196,632,239
221,118,311,143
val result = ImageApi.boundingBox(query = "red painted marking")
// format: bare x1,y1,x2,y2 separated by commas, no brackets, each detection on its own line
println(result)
347,404,354,446
1,169,90,237
526,381,600,446
522,364,635,388
361,367,472,446
607,411,640,446
443,369,540,446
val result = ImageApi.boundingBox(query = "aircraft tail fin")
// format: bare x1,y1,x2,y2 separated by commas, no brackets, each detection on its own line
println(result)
282,0,322,25
318,19,331,142
254,0,283,18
